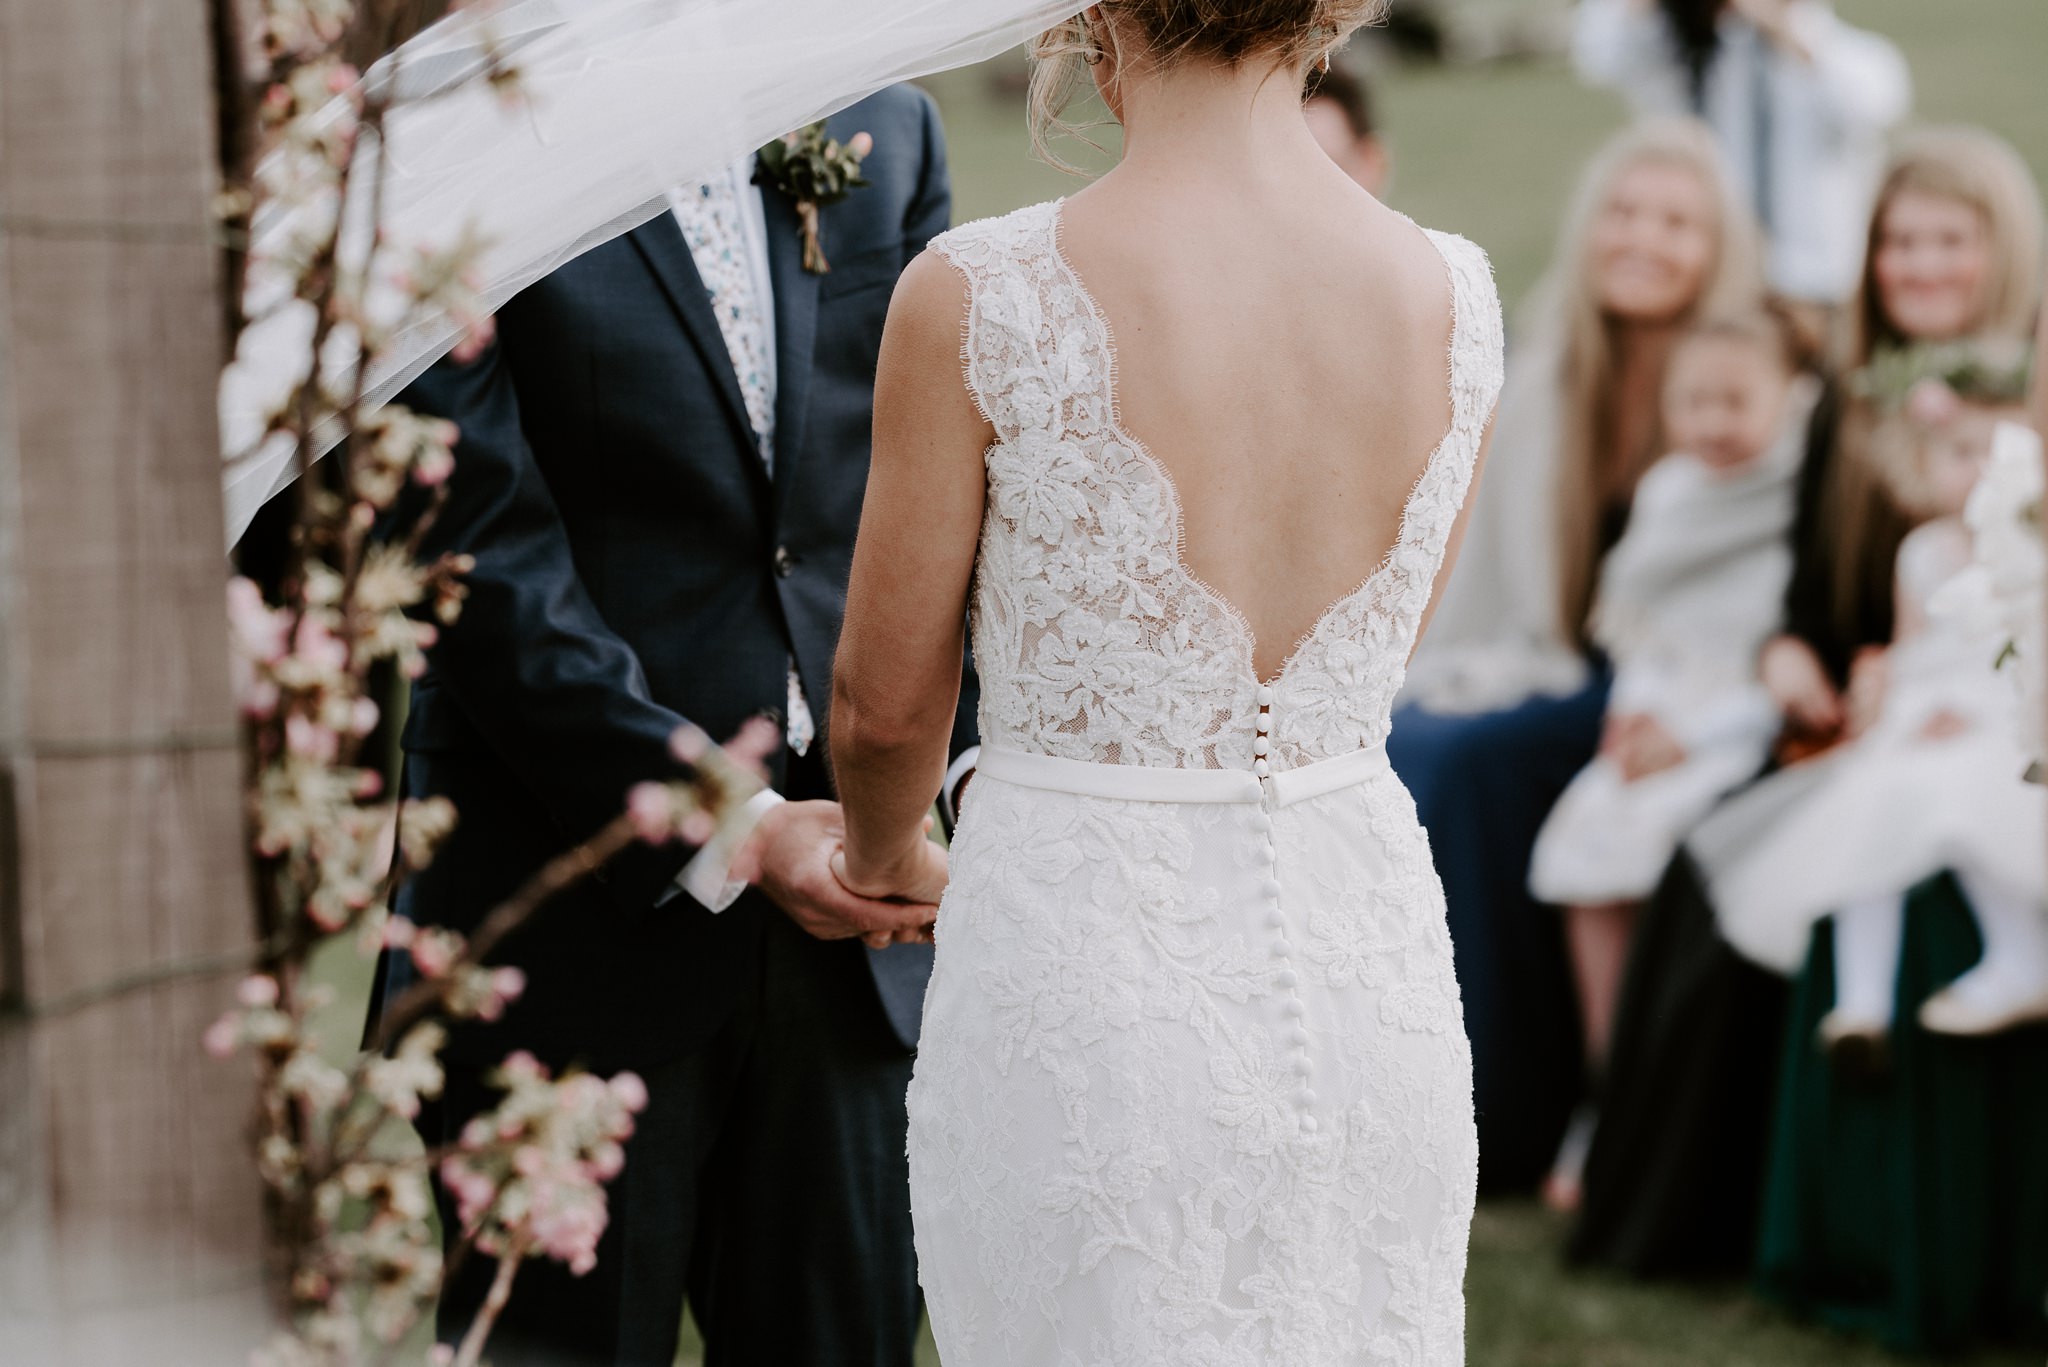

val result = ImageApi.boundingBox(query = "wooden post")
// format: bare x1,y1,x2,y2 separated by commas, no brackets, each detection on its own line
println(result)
0,0,266,1360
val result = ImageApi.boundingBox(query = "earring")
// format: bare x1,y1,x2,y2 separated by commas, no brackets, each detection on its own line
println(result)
1083,42,1105,66
1317,50,1332,75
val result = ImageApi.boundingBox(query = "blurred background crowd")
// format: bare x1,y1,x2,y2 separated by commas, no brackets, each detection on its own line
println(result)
902,0,2045,1361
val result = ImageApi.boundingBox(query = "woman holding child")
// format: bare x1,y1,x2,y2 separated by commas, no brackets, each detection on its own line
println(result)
1572,130,2048,1345
1393,117,1763,1189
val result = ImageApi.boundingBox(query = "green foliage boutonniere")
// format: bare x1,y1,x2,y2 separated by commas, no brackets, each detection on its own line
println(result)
754,122,872,275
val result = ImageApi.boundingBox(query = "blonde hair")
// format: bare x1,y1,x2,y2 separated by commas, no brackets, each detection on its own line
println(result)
1028,1,1390,168
1823,127,2045,634
1532,118,1765,640
1669,308,1799,385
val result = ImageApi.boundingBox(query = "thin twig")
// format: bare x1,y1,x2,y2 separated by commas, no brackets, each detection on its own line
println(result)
366,813,641,1056
450,1235,528,1367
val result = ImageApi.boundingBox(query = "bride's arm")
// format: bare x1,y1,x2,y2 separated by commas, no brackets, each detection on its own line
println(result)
830,252,993,902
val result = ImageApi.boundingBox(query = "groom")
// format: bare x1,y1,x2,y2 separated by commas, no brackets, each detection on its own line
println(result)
373,85,976,1366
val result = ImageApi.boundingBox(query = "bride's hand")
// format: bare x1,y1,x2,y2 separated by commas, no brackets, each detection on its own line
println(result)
832,826,949,946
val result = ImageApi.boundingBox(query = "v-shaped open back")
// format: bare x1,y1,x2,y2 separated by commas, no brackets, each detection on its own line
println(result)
932,199,1504,773
1044,200,1462,689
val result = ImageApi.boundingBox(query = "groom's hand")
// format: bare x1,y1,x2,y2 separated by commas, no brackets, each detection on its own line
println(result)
729,800,937,945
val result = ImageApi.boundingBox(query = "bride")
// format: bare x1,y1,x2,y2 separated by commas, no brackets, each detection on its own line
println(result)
827,2,1503,1361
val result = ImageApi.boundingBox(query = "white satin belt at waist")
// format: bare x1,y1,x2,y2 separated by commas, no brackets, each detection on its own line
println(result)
975,745,1392,808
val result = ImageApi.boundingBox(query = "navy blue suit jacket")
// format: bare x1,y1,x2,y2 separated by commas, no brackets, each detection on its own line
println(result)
375,86,975,1071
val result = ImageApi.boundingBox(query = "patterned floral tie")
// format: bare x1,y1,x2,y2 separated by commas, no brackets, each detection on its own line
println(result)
674,171,777,467
673,168,815,756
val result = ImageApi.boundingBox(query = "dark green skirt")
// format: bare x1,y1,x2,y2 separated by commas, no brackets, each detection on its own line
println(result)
1758,873,2048,1354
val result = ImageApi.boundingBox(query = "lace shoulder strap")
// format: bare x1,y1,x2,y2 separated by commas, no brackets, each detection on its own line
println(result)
1381,230,1505,641
927,200,1069,446
1428,229,1506,514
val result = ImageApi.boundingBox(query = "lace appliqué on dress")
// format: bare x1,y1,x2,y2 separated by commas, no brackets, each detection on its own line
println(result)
931,200,1505,774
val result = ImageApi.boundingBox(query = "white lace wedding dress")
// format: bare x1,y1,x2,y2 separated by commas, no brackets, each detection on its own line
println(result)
906,200,1505,1367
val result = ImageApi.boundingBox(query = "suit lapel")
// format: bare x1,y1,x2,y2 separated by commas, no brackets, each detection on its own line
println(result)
625,213,771,505
762,187,822,521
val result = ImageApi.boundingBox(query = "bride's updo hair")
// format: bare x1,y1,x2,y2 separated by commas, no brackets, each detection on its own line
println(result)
1030,1,1388,166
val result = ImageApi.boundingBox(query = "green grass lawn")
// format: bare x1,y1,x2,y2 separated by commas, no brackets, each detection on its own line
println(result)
677,1197,2045,1367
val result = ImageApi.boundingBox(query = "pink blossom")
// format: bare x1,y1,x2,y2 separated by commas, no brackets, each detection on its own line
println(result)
239,678,281,721
586,1141,625,1181
238,975,280,1008
609,1071,649,1114
285,715,340,763
410,933,456,979
627,783,678,844
725,716,780,775
414,443,456,487
203,1015,241,1059
1907,377,1963,428
293,615,349,671
350,696,380,735
668,726,709,764
448,313,498,367
383,918,417,950
679,809,717,847
227,578,289,662
491,966,527,1002
326,64,359,93
438,1157,497,1229
848,131,874,158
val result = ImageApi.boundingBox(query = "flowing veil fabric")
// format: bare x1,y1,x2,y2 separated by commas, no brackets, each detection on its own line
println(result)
218,0,1084,545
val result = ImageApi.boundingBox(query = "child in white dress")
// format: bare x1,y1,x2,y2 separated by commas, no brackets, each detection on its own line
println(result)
1531,315,1816,1056
1715,347,2048,1049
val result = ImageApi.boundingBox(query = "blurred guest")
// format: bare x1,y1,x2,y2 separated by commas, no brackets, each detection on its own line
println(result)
1571,126,2046,1287
1715,345,2046,1040
1766,127,2041,752
1305,62,1392,197
1529,311,1817,1206
1574,0,1910,316
1394,118,1763,1190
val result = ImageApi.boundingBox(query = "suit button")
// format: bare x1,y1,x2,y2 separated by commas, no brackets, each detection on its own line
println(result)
774,546,797,578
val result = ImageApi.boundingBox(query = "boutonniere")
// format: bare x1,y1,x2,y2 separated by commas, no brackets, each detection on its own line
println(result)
754,122,873,275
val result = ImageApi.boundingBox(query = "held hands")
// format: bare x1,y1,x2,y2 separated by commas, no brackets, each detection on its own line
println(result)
730,800,938,949
1761,635,1846,740
831,825,950,949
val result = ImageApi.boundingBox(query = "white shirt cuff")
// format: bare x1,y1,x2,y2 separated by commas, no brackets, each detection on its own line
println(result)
941,746,981,827
676,788,785,912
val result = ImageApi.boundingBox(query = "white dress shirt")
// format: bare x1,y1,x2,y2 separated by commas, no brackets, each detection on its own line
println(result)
1574,0,1911,304
673,159,792,912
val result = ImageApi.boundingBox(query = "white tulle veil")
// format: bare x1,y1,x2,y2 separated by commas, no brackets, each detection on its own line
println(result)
219,0,1085,545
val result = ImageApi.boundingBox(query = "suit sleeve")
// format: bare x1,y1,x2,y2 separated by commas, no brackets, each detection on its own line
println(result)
398,333,694,913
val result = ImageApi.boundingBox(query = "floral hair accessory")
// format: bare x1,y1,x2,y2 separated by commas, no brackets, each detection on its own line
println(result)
754,122,873,274
1852,338,2036,419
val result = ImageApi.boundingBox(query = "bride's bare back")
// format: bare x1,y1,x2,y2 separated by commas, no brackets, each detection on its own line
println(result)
1056,174,1455,681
